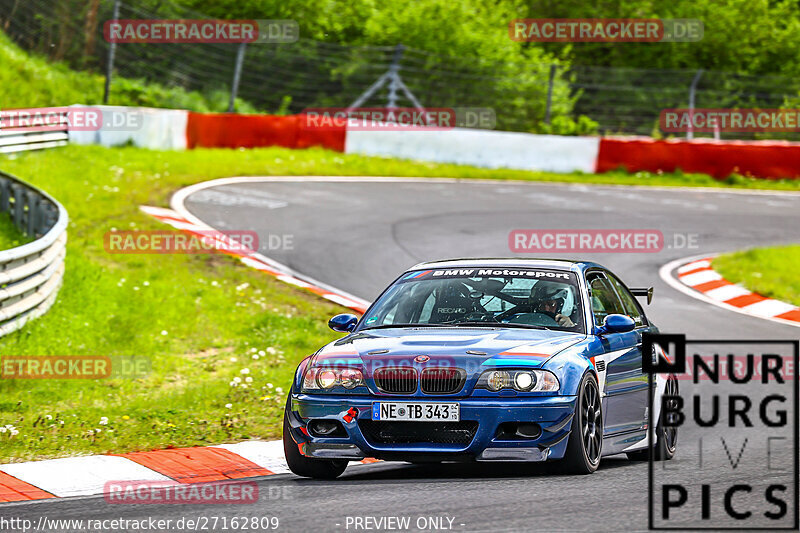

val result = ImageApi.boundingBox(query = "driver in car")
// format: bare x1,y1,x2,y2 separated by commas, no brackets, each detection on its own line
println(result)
529,281,576,328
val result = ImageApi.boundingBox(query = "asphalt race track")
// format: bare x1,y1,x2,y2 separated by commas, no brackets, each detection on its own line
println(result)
7,178,799,532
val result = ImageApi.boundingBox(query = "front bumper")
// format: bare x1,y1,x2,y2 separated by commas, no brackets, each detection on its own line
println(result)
287,394,577,462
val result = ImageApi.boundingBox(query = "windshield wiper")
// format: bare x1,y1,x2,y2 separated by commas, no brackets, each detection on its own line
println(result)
361,323,451,331
445,321,551,330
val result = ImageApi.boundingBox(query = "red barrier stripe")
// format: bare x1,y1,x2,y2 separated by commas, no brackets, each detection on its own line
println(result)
597,137,800,180
186,112,345,152
120,447,272,483
0,471,54,502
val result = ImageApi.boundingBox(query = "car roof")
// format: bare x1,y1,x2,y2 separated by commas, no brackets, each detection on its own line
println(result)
408,258,604,272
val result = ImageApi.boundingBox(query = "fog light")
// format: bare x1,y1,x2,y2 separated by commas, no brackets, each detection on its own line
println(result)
310,420,337,435
317,369,337,389
513,371,534,391
515,423,541,438
487,371,508,391
308,419,346,437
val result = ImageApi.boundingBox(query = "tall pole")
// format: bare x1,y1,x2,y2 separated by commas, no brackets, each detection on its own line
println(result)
103,0,121,105
386,44,405,108
687,69,703,140
545,64,557,125
228,42,247,113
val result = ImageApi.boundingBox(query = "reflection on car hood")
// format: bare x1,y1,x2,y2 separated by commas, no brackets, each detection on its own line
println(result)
312,327,586,370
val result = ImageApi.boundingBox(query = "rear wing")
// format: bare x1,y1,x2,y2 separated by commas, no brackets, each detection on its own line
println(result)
630,287,653,305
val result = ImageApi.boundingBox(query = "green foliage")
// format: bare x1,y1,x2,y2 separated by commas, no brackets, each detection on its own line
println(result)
0,31,249,112
540,115,599,136
520,0,800,75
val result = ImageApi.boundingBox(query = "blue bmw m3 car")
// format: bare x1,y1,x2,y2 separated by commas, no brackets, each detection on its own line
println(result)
283,259,678,478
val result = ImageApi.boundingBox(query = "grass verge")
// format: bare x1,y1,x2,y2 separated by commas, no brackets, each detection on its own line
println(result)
712,246,800,307
0,144,798,463
0,213,33,250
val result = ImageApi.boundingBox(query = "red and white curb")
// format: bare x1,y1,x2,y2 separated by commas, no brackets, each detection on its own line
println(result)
662,255,800,328
0,441,379,503
139,205,369,314
0,194,376,504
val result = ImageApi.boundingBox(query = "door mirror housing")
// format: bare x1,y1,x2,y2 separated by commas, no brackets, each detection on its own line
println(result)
328,313,358,332
594,314,636,335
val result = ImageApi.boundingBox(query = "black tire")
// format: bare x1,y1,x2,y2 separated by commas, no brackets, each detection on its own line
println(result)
627,374,678,461
282,398,348,479
557,372,603,474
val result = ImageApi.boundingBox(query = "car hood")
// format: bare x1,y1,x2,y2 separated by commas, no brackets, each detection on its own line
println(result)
312,327,586,371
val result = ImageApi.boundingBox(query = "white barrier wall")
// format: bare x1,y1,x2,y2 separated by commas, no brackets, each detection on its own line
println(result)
345,128,601,173
68,105,188,150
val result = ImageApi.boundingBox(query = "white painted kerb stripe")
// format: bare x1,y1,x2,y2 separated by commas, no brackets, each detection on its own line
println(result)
679,269,721,286
677,259,711,274
740,299,797,318
704,284,750,301
0,456,171,497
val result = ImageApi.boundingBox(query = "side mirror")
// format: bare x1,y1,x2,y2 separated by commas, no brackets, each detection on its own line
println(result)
328,313,358,333
594,314,635,335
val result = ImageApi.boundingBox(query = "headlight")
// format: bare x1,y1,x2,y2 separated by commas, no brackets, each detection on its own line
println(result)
514,371,534,391
302,367,364,391
477,369,560,392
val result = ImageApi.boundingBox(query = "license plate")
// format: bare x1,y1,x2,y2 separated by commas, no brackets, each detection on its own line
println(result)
372,402,460,422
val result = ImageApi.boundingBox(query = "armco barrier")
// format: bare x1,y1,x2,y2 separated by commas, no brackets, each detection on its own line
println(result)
596,136,800,180
185,112,345,152
0,171,67,337
0,108,69,154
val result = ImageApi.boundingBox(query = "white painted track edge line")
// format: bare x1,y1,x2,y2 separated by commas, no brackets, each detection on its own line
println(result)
171,174,800,197
170,180,370,309
659,253,800,329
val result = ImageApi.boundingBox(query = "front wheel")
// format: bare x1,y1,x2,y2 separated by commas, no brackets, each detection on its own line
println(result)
557,372,602,474
283,398,348,479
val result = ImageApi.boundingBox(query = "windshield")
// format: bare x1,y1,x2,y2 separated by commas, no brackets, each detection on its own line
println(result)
360,267,585,333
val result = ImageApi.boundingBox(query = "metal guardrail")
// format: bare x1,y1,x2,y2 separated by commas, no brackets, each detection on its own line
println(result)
0,170,67,336
0,109,70,154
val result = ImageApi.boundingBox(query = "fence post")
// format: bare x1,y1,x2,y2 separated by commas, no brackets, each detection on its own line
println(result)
386,44,405,108
103,0,121,105
687,69,703,140
228,42,247,113
544,64,557,125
